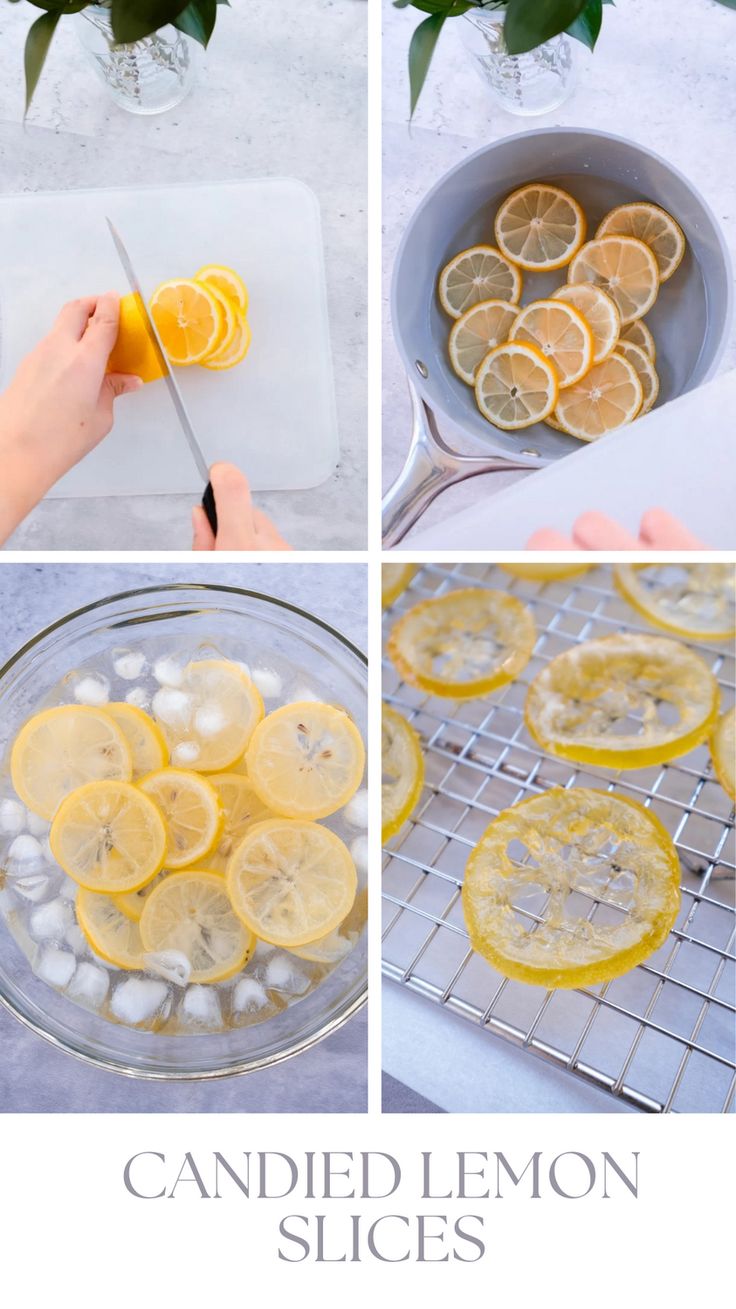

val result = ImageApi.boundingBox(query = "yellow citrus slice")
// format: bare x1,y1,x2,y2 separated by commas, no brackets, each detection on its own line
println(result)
710,707,735,802
10,705,132,821
152,658,264,773
197,283,237,359
620,318,656,362
525,633,720,768
140,870,255,983
112,872,167,923
554,351,642,441
448,299,520,385
596,202,686,283
509,299,593,389
138,768,223,869
614,563,736,640
568,236,659,324
103,703,168,778
475,341,558,430
382,703,425,843
206,773,277,873
494,183,586,271
49,780,167,893
106,292,165,384
545,409,574,435
226,819,357,948
499,562,591,581
382,563,417,608
463,788,681,989
387,587,536,700
615,339,660,415
290,888,367,964
201,314,251,371
76,888,145,970
438,245,522,319
149,278,224,366
194,264,249,315
551,283,620,365
245,702,365,820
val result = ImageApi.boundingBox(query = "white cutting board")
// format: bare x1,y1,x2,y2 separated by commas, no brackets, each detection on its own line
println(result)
0,179,338,496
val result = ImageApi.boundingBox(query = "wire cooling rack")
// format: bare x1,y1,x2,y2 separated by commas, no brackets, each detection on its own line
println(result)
382,563,736,1113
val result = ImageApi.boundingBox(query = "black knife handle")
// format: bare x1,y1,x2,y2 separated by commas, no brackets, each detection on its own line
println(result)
202,481,218,536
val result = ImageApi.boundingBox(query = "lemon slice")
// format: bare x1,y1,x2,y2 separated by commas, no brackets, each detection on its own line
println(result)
103,703,168,778
50,780,167,892
140,871,255,983
245,702,365,820
382,563,418,608
202,314,252,371
10,705,132,821
475,341,558,430
138,768,223,869
226,819,357,948
596,202,686,283
615,339,659,415
291,888,367,964
551,283,620,365
152,658,264,772
614,563,736,640
710,707,735,802
206,773,277,873
382,703,425,842
494,183,586,271
509,299,593,389
439,245,522,319
149,279,224,366
387,587,536,700
499,563,591,581
525,633,720,768
198,283,237,359
463,788,681,989
619,318,656,361
554,352,642,441
448,299,520,385
194,264,249,315
568,236,659,324
77,888,145,970
112,872,167,923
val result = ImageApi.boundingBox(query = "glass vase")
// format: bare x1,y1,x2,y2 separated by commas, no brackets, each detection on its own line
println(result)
75,3,198,115
460,8,576,116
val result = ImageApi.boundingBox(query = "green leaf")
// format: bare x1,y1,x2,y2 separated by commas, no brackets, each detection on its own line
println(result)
174,0,217,46
24,9,60,114
567,0,602,49
111,0,192,44
409,12,446,116
504,0,588,55
399,1,473,14
713,0,736,7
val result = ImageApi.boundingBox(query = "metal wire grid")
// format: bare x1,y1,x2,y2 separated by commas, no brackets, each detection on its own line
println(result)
382,563,736,1114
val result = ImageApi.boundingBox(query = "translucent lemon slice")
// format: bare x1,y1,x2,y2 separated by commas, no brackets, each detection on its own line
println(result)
382,703,425,843
438,245,522,319
614,563,736,641
138,768,223,869
245,702,365,820
77,887,145,970
448,299,520,385
206,773,277,873
50,780,167,892
152,658,264,772
615,339,660,415
525,633,720,768
619,318,656,362
494,184,586,271
382,563,418,608
551,283,620,365
140,870,255,983
226,819,357,948
509,298,593,389
290,887,367,964
710,707,735,802
475,341,558,430
463,788,681,988
596,202,686,283
112,871,167,923
553,352,642,441
387,588,536,700
568,236,659,324
499,563,591,581
11,705,132,821
104,703,168,778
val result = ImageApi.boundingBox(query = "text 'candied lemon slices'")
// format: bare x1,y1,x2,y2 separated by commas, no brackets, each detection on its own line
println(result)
509,299,593,389
553,351,642,441
226,819,357,948
149,278,224,365
103,703,168,778
614,563,736,641
525,633,720,768
475,340,558,430
382,562,418,608
10,705,132,821
596,202,686,283
615,339,659,416
77,887,145,970
245,701,365,820
448,299,520,385
619,317,656,362
206,773,277,873
139,870,255,984
551,283,620,365
138,768,223,869
290,888,367,965
382,703,425,843
438,245,522,319
152,658,264,772
568,236,659,324
387,587,536,700
494,183,586,272
499,562,591,581
462,788,681,989
50,780,167,892
710,707,735,802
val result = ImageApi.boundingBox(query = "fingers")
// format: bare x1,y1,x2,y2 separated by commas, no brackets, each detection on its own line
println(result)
53,297,98,340
209,462,255,546
252,508,291,550
82,292,122,366
525,529,577,549
192,505,216,551
571,512,641,550
639,508,706,550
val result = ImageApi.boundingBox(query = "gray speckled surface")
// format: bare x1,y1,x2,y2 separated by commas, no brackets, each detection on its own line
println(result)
0,561,367,1112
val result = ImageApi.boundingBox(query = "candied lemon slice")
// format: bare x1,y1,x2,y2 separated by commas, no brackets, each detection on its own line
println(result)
463,788,681,988
152,658,264,772
439,245,522,319
140,870,254,983
206,773,277,873
112,871,167,922
568,236,659,324
615,339,659,415
509,299,593,388
11,705,132,821
290,888,367,964
619,318,656,362
246,702,365,821
77,888,145,970
614,563,736,641
710,707,735,802
382,563,418,608
448,299,520,385
554,352,642,441
387,587,536,700
50,780,166,892
138,768,223,869
382,703,425,842
596,202,685,283
475,341,558,430
499,562,591,581
494,184,586,272
525,633,719,768
551,283,620,365
226,819,357,948
104,703,168,778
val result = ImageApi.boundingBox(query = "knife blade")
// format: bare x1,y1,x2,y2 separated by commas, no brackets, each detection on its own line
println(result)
105,217,217,535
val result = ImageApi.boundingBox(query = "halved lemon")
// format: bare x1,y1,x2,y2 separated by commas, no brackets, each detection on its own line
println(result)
103,703,168,778
149,278,224,366
614,563,736,641
202,313,252,371
448,299,520,385
106,292,165,384
554,352,642,441
551,283,620,365
463,788,681,989
245,702,365,820
226,819,357,948
152,658,264,773
138,768,223,869
620,318,656,362
206,773,277,873
291,888,367,964
525,632,720,768
194,264,249,315
50,780,167,892
11,705,132,821
140,870,255,983
494,183,586,271
596,202,685,283
387,587,536,700
509,299,593,389
77,888,145,970
615,339,659,415
568,236,659,324
382,703,425,843
475,341,558,430
499,563,591,581
710,707,735,802
382,563,418,608
438,245,522,319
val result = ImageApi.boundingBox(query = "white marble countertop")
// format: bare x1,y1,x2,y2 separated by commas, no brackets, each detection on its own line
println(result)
0,0,367,550
382,0,736,542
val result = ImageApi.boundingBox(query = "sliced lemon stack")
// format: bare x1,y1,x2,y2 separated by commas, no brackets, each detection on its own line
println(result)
147,264,251,373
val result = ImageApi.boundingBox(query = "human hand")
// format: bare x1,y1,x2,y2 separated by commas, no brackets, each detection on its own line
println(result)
191,462,291,552
526,509,707,551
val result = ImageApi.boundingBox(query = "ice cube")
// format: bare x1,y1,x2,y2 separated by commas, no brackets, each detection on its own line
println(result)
41,837,56,865
8,834,44,864
350,834,369,874
194,705,227,737
0,798,25,836
12,872,53,903
181,985,221,1026
57,875,79,900
289,686,322,704
264,953,310,995
232,977,269,1012
125,687,150,711
172,742,200,766
234,660,252,679
111,978,169,1025
113,650,147,680
73,674,110,706
252,939,276,963
252,668,283,699
152,687,192,730
36,946,76,989
153,657,185,687
343,788,369,829
144,950,192,987
65,924,87,955
25,811,50,838
30,898,74,942
68,962,109,1007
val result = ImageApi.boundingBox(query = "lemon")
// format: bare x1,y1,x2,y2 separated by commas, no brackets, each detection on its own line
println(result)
140,870,255,984
615,339,659,415
499,562,591,581
494,183,586,272
448,299,520,385
138,768,223,869
596,202,685,283
106,292,165,383
152,658,264,773
710,707,735,802
614,563,736,641
382,563,417,608
438,245,522,319
382,704,424,843
620,318,656,361
246,702,365,821
554,352,642,441
198,283,238,360
202,314,251,371
551,283,620,365
509,299,593,389
194,264,249,315
50,779,167,893
149,278,225,366
290,888,367,964
11,705,132,821
112,872,166,923
568,236,659,325
475,341,559,430
103,703,168,778
206,773,277,873
77,888,145,970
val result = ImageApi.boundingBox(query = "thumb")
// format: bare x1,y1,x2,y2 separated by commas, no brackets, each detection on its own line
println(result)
105,373,144,400
209,462,255,547
192,505,216,551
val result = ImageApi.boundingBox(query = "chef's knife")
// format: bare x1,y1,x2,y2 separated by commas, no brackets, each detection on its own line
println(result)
105,217,217,535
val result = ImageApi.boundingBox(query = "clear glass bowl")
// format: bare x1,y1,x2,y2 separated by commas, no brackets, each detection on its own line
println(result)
0,585,367,1080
